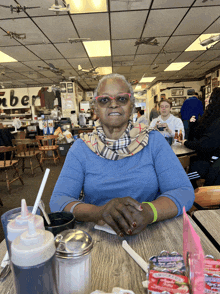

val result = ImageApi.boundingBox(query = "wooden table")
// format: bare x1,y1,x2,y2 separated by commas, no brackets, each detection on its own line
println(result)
171,143,196,157
0,216,219,294
192,210,220,252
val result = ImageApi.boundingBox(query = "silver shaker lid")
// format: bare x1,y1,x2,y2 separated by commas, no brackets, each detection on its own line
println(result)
55,229,93,258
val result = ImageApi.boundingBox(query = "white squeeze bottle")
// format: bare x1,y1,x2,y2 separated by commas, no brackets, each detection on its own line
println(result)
7,199,44,256
11,218,58,294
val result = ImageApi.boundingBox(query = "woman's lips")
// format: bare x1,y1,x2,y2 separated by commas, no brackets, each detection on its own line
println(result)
109,112,121,116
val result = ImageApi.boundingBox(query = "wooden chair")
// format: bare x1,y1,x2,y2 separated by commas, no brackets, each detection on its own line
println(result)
0,146,24,194
12,139,44,175
188,186,220,215
178,155,190,172
36,135,60,164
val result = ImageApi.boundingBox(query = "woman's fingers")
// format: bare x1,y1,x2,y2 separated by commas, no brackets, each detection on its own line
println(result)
115,204,137,230
124,197,143,211
102,211,128,236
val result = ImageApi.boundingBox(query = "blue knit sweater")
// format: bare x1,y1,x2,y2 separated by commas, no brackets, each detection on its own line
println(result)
50,130,195,216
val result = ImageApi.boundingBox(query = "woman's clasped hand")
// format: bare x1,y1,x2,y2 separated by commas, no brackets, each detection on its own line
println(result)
91,197,153,236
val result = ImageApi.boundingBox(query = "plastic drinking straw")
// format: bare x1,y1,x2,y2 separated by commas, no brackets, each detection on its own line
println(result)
32,168,50,215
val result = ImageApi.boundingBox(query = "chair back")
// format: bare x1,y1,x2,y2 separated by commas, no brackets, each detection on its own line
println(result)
12,139,38,156
194,186,220,207
178,155,190,172
0,146,15,167
36,135,58,149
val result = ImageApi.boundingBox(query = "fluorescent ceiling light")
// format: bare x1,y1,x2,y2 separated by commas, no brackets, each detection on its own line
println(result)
185,33,220,51
66,0,107,13
83,40,111,57
164,62,189,71
0,51,17,63
97,67,112,75
134,85,142,90
139,77,156,83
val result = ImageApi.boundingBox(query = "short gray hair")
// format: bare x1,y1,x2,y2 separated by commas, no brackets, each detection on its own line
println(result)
92,73,135,105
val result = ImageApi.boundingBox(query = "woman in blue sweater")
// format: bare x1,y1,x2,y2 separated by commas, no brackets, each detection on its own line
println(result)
50,74,194,236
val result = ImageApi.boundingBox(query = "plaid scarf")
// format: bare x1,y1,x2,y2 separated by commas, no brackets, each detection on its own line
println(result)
80,119,155,160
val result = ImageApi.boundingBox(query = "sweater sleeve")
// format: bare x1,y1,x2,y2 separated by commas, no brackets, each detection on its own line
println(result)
49,142,85,212
184,119,220,154
152,132,195,215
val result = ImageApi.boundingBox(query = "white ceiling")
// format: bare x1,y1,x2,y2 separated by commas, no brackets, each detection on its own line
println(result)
0,0,220,90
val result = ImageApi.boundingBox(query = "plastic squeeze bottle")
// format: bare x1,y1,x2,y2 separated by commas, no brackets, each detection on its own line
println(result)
7,199,44,256
11,218,58,294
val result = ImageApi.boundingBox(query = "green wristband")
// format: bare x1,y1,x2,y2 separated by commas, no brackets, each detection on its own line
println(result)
142,202,158,223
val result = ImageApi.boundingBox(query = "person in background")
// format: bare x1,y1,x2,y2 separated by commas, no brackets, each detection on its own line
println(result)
136,109,148,125
180,89,204,140
149,103,159,122
180,87,220,188
150,99,185,139
50,73,194,237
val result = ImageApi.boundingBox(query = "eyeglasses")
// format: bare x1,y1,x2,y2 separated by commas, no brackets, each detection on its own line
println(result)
95,93,131,107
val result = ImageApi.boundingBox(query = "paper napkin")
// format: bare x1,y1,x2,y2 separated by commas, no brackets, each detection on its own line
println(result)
94,223,117,235
1,251,9,268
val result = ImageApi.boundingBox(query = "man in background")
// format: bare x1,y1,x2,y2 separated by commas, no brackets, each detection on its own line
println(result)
149,103,159,122
181,89,204,139
136,109,148,125
150,99,185,138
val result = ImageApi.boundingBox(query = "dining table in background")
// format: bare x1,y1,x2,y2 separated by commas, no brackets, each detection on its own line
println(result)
192,209,220,253
171,143,196,157
0,215,220,294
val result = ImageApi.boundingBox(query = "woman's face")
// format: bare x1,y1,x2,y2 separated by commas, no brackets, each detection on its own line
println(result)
94,78,133,129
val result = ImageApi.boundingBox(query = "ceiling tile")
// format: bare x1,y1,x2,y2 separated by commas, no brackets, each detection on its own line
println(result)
90,57,112,67
203,16,220,34
152,0,194,8
0,46,40,62
193,0,220,7
131,65,151,72
164,35,199,52
26,44,63,59
55,43,88,59
112,39,137,55
133,54,157,65
154,52,181,64
110,0,151,12
143,8,188,37
174,51,203,62
68,58,92,69
183,61,208,70
33,15,78,43
194,50,220,61
112,66,132,73
174,7,220,35
72,13,110,40
0,62,31,72
111,11,148,39
0,18,47,45
113,55,134,61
